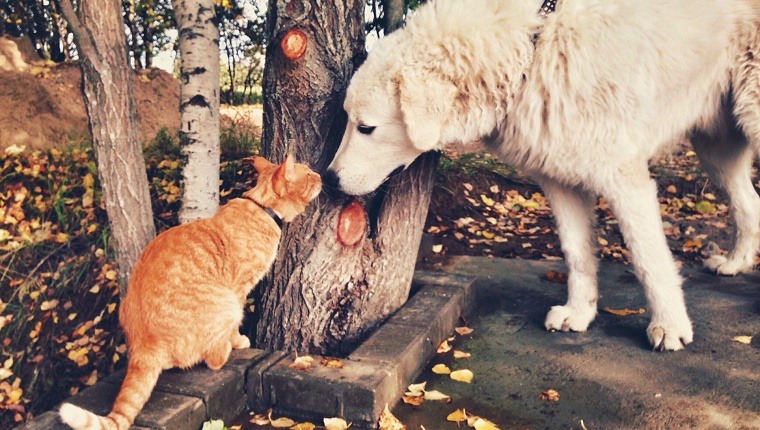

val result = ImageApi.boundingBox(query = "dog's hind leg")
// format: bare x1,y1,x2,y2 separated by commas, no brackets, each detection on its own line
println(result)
691,113,760,275
537,177,599,332
601,166,693,351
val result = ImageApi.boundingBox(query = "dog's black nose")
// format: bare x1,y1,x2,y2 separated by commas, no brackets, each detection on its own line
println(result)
322,169,341,192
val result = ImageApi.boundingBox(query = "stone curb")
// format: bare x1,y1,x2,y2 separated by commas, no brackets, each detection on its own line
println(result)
19,271,476,430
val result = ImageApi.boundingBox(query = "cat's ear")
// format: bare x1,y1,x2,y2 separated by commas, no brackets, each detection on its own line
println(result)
252,156,274,173
273,154,296,196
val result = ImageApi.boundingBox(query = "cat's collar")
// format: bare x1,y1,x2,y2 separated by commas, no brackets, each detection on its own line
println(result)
241,195,283,230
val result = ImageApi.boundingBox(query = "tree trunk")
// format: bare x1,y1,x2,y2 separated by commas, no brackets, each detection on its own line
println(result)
382,0,404,33
251,0,438,355
58,0,156,295
172,0,221,223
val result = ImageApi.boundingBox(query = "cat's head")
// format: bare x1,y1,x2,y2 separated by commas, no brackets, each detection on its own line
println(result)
247,154,322,222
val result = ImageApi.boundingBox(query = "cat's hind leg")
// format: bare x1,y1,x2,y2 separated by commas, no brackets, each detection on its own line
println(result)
204,339,232,370
230,331,250,349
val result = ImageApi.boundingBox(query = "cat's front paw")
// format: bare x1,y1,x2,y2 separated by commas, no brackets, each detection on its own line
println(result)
231,333,250,349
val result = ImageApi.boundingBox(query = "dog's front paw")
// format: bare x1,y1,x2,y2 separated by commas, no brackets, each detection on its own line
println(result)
647,319,693,351
544,305,596,332
703,253,754,276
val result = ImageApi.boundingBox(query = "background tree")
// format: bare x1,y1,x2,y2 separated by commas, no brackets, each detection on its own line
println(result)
218,0,266,104
0,0,70,61
122,0,175,69
251,0,438,354
172,0,221,223
57,0,156,294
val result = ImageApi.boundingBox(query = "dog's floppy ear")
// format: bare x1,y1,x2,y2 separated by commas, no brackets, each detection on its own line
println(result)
395,69,457,151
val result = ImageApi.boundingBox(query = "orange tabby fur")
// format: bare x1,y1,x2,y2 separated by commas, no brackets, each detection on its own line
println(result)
59,155,321,430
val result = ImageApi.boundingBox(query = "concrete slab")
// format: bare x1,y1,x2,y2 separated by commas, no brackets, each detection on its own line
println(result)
395,256,760,429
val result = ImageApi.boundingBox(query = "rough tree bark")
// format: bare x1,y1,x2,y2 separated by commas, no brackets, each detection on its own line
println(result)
58,0,156,295
172,0,221,223
251,0,439,355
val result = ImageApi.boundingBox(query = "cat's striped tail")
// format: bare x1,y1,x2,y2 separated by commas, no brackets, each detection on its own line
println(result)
59,355,162,430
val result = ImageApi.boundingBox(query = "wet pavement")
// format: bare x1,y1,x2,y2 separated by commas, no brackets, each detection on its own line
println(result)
394,256,760,430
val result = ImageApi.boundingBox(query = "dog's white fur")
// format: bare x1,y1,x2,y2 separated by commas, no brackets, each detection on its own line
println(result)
327,0,760,351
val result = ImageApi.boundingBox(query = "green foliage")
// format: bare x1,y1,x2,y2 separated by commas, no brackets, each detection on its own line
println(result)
217,0,266,105
123,0,175,69
0,0,72,61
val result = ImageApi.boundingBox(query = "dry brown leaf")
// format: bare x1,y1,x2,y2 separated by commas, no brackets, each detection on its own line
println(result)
601,306,645,316
453,350,471,359
431,363,451,374
423,390,451,402
539,388,560,401
320,357,344,368
450,369,473,383
437,339,453,353
454,326,474,335
545,270,568,284
446,409,470,423
378,404,406,430
401,394,424,405
732,335,752,344
323,417,351,430
289,354,313,371
270,416,296,428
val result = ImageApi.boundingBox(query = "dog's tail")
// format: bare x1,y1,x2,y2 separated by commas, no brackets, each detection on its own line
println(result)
59,355,161,430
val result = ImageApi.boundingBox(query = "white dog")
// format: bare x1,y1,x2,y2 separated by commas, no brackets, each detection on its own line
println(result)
325,0,760,351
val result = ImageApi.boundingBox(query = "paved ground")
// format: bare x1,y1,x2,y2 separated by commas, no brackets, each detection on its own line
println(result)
395,256,760,430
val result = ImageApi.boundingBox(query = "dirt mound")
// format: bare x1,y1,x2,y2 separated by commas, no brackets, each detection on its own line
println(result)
0,37,180,150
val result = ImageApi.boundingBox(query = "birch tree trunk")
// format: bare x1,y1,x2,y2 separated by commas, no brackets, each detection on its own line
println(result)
251,0,438,355
58,0,156,296
172,0,221,223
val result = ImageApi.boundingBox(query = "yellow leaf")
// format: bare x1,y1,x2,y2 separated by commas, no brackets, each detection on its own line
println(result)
732,335,752,345
695,200,716,214
666,185,677,193
431,244,443,254
288,354,313,371
249,412,270,425
55,232,69,243
597,237,608,246
450,369,473,383
107,303,117,314
290,423,316,430
40,299,59,311
323,417,350,430
472,418,500,430
378,404,405,430
431,364,451,374
481,231,495,239
0,229,10,241
480,195,494,206
0,368,12,380
405,381,426,396
423,390,451,401
89,285,100,294
601,306,645,316
86,223,98,234
7,386,22,403
105,270,117,281
453,350,471,359
446,409,470,423
401,394,423,405
436,339,452,354
320,357,344,368
82,173,95,188
455,326,474,335
270,417,296,428
4,144,26,156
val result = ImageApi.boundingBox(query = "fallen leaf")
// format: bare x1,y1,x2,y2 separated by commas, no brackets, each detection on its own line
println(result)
453,350,471,359
601,306,645,316
463,183,473,191
378,404,405,430
472,418,500,430
423,390,451,401
406,381,426,396
40,299,59,311
695,200,716,214
450,369,473,383
401,394,424,405
446,409,470,423
270,416,297,428
0,368,12,380
666,185,677,193
539,388,560,401
481,231,495,239
545,270,568,284
201,419,226,430
432,244,443,254
431,363,451,374
731,335,752,345
320,357,344,368
290,422,316,430
480,195,495,206
437,339,452,353
323,417,350,430
289,354,313,371
249,412,270,425
454,326,474,335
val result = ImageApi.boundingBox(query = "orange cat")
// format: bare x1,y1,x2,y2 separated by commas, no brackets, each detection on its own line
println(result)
59,154,321,430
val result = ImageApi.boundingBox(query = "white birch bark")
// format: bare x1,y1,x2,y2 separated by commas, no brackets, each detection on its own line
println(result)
172,0,221,223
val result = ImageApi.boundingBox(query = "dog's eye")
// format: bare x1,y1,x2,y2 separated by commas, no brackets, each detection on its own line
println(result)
357,124,376,135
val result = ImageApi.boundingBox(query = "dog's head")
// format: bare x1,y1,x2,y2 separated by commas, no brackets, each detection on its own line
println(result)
324,32,458,196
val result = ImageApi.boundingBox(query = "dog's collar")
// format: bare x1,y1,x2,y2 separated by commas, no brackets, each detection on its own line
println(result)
539,0,557,17
241,195,283,230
